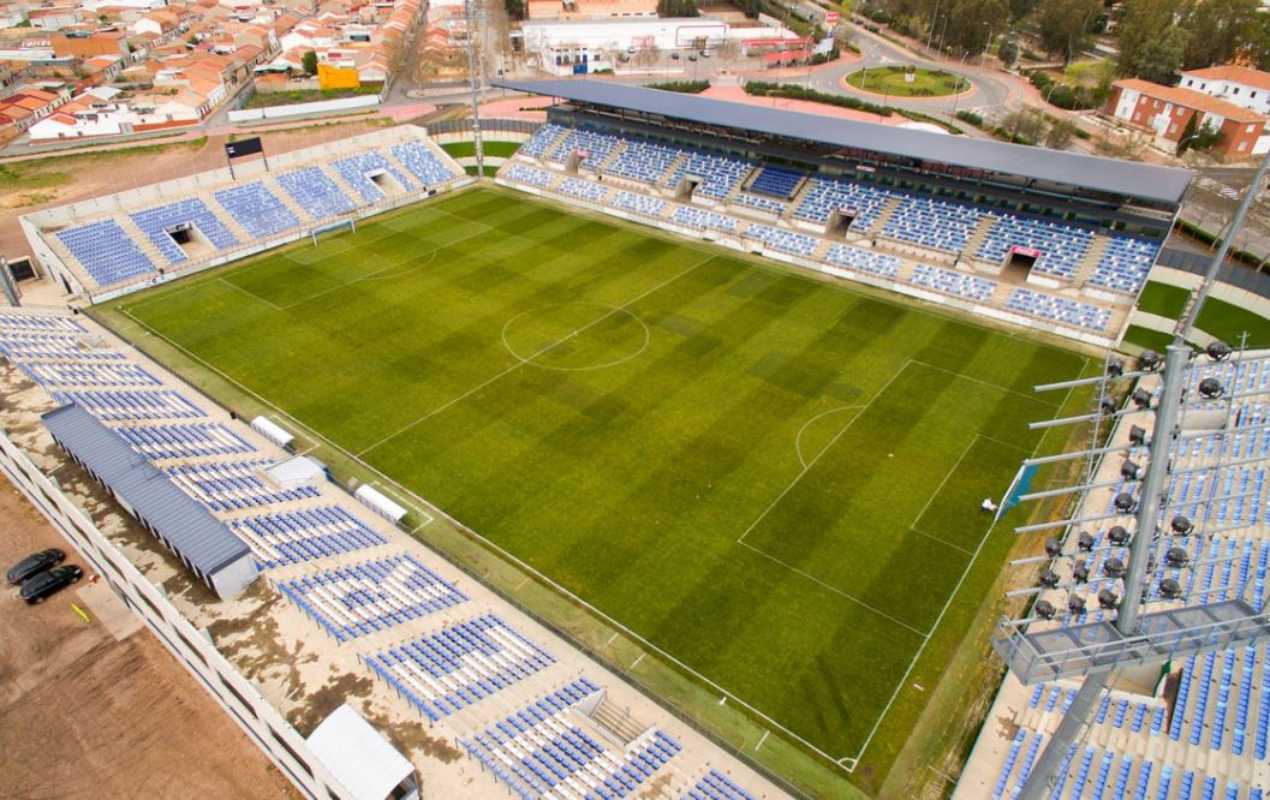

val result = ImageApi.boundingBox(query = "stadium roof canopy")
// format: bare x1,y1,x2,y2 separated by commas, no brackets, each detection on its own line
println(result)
493,79,1193,206
41,403,254,585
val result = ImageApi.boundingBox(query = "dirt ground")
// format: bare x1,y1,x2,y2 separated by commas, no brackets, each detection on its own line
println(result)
0,118,393,263
0,472,301,800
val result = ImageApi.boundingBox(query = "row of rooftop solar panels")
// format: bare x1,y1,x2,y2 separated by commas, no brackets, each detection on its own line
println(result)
516,123,1162,295
52,141,460,290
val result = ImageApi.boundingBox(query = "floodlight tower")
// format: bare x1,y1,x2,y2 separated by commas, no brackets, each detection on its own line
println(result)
1009,151,1270,800
464,0,485,176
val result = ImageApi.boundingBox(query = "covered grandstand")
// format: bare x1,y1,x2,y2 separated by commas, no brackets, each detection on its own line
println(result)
492,79,1194,347
18,126,469,302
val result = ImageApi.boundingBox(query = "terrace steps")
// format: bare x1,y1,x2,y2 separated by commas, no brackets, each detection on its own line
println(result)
116,213,170,267
385,148,419,184
263,175,316,224
963,214,998,257
1074,236,1111,287
659,152,690,187
783,176,818,220
205,197,255,244
869,195,904,236
589,697,646,745
540,127,574,162
593,140,627,173
319,164,365,210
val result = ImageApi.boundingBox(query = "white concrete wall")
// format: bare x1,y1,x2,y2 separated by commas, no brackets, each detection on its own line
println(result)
227,93,380,123
0,424,356,800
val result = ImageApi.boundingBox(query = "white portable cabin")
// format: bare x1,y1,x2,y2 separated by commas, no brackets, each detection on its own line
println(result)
251,416,294,450
354,484,408,526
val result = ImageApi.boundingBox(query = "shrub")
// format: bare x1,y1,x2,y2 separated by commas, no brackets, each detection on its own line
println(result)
955,110,985,127
645,80,709,93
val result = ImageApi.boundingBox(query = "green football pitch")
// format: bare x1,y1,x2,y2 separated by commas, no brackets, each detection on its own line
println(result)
105,186,1088,773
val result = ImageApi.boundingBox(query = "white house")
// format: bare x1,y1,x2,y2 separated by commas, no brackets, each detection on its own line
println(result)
1177,65,1270,153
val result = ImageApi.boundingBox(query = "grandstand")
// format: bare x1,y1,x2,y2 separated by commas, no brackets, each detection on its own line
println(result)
958,351,1270,800
19,126,468,301
0,308,781,799
492,79,1192,347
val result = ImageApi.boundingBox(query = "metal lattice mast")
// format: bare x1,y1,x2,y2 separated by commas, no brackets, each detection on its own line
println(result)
1014,147,1270,800
464,0,485,176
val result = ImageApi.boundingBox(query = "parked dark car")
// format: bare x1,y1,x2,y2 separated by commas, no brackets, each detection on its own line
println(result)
6,548,65,585
20,564,82,604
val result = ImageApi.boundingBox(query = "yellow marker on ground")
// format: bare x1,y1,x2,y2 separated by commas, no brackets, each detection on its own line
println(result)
71,603,91,624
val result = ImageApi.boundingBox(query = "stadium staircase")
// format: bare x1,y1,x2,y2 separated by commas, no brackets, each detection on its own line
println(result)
262,176,315,224
589,697,648,746
660,152,690,188
593,142,626,173
783,179,819,221
869,196,904,236
539,128,573,162
1073,236,1111,287
117,214,170,267
205,198,254,244
962,214,998,259
319,164,365,208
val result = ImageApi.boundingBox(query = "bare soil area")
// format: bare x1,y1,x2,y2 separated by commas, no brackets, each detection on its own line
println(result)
0,472,300,800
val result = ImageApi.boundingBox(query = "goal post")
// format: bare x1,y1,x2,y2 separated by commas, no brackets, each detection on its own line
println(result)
311,218,356,245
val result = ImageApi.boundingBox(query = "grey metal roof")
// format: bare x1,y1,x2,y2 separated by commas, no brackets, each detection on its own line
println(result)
493,79,1193,206
42,403,253,577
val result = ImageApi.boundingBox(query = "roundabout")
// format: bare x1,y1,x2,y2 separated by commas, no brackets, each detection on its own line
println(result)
844,65,972,99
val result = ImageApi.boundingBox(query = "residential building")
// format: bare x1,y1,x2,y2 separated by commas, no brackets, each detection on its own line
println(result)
1103,78,1269,158
1179,64,1270,117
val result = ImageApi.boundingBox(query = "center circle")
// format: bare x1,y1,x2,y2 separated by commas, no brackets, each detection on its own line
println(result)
501,302,650,372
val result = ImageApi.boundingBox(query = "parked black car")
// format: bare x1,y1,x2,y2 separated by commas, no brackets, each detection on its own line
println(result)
20,564,83,604
6,548,65,585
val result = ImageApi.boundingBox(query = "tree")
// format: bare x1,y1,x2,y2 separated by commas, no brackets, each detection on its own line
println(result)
1008,0,1038,22
657,0,699,16
1002,108,1047,144
1180,0,1259,70
1036,0,1101,63
938,0,1006,54
635,42,661,67
1045,116,1078,150
1176,112,1199,156
302,50,318,76
504,0,525,18
1116,0,1189,84
998,38,1019,67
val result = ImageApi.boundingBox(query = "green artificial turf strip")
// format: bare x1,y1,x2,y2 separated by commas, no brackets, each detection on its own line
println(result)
1135,281,1189,319
443,140,522,158
1195,296,1270,347
114,187,1084,763
1122,324,1176,353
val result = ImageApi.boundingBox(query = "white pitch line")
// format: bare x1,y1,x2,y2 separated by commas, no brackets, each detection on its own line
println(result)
909,434,981,531
910,358,1060,406
356,254,714,458
736,539,928,637
737,359,913,546
794,405,867,469
908,526,974,556
218,277,284,312
845,354,1092,769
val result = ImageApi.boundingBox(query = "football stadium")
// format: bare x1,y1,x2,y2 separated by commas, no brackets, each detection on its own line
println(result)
3,79,1269,800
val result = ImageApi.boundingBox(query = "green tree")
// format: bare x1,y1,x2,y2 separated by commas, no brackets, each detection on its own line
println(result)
1180,0,1259,70
1045,116,1078,149
657,0,699,16
1008,0,1038,22
998,38,1019,67
1037,0,1102,62
1176,112,1199,156
939,0,1006,54
302,50,318,76
1116,0,1188,83
504,0,525,18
